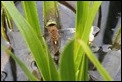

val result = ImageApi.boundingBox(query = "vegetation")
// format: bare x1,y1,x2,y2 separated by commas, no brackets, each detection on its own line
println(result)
1,1,113,81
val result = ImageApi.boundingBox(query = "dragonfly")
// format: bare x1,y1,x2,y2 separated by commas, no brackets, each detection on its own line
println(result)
45,18,100,64
46,19,60,64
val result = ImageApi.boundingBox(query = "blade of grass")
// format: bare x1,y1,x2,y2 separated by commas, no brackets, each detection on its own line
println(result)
43,38,60,81
2,1,52,80
83,1,102,41
78,39,113,81
59,40,76,81
21,1,41,37
1,45,38,81
75,1,90,38
74,2,90,81
47,51,60,81
74,1,102,80
74,1,90,70
77,55,88,81
83,56,88,80
79,2,102,80
75,1,102,68
81,2,102,81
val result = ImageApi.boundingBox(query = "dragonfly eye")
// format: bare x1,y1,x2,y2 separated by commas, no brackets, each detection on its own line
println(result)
48,24,56,27
46,19,57,27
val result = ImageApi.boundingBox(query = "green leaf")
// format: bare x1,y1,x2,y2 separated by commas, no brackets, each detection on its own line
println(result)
75,1,102,67
74,1,102,80
21,1,41,37
78,39,113,81
83,1,102,41
43,40,60,81
1,45,38,81
2,1,51,80
74,1,90,70
48,51,60,81
75,1,90,38
74,2,91,81
59,40,76,81
77,55,88,81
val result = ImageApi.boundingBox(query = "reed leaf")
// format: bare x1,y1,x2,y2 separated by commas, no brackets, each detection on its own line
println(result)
1,45,38,81
59,40,76,81
78,39,113,81
2,1,51,80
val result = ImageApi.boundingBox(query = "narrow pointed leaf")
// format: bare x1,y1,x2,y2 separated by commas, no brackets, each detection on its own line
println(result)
78,39,113,81
22,1,41,37
1,45,38,81
2,1,51,80
74,1,102,80
59,40,76,81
